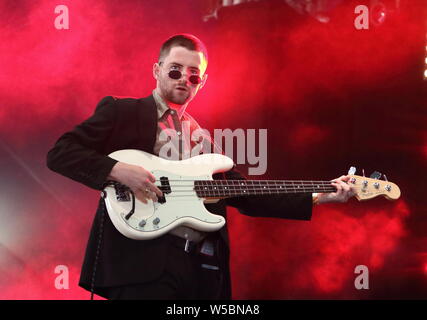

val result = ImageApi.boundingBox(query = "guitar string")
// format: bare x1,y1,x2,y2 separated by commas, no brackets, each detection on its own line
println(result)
124,189,339,199
156,185,335,188
130,186,360,199
149,186,338,191
127,188,339,198
154,180,337,183
153,187,336,191
152,183,337,188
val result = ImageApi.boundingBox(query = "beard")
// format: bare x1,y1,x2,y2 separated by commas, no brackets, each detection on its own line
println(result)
164,88,190,105
158,78,192,105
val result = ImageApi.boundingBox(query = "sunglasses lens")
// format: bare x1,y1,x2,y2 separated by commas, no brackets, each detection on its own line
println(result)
189,75,201,85
168,70,182,80
168,70,201,85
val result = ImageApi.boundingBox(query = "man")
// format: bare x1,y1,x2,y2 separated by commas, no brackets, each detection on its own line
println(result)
46,34,354,300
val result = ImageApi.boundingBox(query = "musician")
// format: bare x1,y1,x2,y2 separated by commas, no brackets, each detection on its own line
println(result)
46,34,355,299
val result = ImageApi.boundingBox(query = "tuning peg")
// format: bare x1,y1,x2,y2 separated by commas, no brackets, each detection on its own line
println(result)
348,166,356,175
362,169,365,177
383,174,388,182
370,171,382,180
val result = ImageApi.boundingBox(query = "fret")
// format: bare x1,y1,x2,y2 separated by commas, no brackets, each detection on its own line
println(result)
258,180,262,195
205,180,208,197
210,180,215,197
212,180,218,197
250,180,257,195
220,179,225,198
260,180,266,195
207,180,212,197
205,180,209,197
278,181,284,193
202,181,209,195
240,180,247,196
244,180,250,196
219,179,224,197
235,180,240,196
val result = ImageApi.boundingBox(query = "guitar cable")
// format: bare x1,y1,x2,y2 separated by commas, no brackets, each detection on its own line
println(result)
89,182,137,300
90,190,107,300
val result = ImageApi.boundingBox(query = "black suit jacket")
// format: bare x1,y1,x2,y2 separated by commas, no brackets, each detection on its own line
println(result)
46,95,313,298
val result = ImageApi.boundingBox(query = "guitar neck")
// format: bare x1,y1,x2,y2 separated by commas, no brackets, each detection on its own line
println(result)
194,180,336,198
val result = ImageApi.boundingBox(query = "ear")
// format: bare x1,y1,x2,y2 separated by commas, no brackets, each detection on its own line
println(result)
153,62,160,80
199,73,208,89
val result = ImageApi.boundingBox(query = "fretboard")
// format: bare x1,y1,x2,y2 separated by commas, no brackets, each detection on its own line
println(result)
194,180,336,198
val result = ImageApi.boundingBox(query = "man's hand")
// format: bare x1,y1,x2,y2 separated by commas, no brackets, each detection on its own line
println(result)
107,162,163,204
317,175,356,205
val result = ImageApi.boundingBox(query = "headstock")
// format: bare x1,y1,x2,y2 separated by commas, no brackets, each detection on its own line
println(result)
347,167,401,201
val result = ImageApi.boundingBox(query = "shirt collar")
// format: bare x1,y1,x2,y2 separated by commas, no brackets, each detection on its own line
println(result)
152,89,186,120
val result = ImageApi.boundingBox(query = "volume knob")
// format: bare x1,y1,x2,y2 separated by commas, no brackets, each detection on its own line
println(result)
138,220,146,228
153,217,160,225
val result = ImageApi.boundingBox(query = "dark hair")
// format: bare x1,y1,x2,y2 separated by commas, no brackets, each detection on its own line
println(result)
159,34,208,63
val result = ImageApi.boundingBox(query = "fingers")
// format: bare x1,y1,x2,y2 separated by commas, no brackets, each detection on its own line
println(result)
135,169,163,202
147,171,156,183
331,181,343,197
132,180,162,204
134,187,158,204
142,169,162,197
331,175,350,183
146,181,163,198
330,175,354,203
133,189,149,204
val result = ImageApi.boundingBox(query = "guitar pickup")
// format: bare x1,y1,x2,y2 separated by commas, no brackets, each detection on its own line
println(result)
158,177,171,204
114,182,131,202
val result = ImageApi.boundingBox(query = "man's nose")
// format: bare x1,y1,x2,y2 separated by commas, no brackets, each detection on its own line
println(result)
178,72,191,85
180,70,190,79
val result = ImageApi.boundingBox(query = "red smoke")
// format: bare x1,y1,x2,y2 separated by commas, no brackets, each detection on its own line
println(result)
229,200,410,298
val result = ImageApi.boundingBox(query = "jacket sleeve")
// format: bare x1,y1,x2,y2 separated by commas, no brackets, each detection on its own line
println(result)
46,96,119,190
221,167,313,221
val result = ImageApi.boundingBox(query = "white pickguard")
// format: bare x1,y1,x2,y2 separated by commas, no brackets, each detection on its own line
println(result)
103,150,234,240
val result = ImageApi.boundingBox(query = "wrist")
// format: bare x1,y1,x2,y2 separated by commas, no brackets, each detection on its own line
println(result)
312,193,320,206
107,162,122,181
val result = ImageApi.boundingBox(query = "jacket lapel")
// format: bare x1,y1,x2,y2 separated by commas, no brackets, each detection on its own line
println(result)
137,95,158,154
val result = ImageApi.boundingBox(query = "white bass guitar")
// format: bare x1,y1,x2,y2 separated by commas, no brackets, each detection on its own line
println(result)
103,150,401,240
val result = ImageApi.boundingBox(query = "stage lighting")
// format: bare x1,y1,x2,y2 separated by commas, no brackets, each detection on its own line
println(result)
201,0,345,23
370,2,387,26
424,34,427,80
284,0,344,23
201,0,261,21
367,0,403,28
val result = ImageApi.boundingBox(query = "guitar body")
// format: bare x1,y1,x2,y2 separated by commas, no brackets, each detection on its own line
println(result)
103,150,234,240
